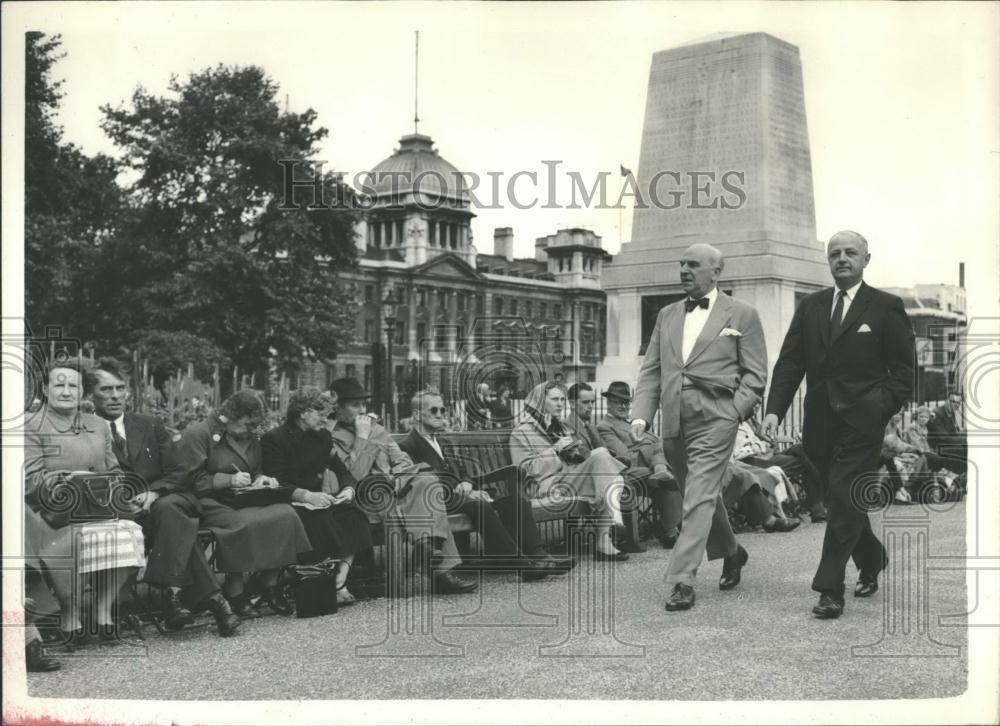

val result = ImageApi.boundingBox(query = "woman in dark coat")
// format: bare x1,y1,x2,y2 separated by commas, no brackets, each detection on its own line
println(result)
174,390,312,614
261,387,373,604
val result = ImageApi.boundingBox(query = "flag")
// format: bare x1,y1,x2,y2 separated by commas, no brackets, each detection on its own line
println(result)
620,164,633,177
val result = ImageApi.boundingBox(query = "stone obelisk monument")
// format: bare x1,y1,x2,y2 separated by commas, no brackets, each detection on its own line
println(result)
598,32,829,386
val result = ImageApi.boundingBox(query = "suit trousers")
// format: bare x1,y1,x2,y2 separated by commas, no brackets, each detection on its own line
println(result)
489,494,544,556
662,389,740,587
449,498,521,563
142,493,220,606
809,410,888,594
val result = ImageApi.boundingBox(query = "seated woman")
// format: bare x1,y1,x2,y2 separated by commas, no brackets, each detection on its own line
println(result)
24,360,145,644
509,381,629,561
261,386,374,605
905,406,961,477
174,390,311,615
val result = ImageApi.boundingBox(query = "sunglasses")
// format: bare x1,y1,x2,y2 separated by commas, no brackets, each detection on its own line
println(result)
425,407,447,415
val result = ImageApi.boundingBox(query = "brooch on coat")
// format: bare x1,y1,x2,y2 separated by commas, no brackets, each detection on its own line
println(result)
212,433,222,442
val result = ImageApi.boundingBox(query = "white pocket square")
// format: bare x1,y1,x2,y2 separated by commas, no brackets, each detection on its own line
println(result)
719,328,742,337
857,323,872,333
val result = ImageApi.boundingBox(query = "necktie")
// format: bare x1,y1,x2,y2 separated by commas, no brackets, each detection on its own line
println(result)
110,421,128,465
830,290,847,337
684,297,710,313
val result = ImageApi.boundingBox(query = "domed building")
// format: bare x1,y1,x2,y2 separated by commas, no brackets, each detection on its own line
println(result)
311,130,610,425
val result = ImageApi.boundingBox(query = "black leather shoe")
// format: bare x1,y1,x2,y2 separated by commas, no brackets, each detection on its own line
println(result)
812,592,845,619
762,517,801,533
719,545,749,591
810,505,829,523
261,585,293,615
656,532,678,549
25,639,60,672
205,593,241,637
227,593,259,618
594,549,629,562
163,589,195,630
854,574,879,598
433,570,478,594
664,583,695,611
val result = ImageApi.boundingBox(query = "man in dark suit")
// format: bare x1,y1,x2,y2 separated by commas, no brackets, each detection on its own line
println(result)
632,243,768,612
927,390,967,474
399,388,566,581
86,359,239,636
761,230,915,619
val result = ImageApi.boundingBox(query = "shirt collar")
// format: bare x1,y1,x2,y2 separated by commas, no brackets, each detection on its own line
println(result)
108,414,126,434
837,280,863,303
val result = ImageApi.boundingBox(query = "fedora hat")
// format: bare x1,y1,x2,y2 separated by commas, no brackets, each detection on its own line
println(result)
601,381,633,401
330,377,370,402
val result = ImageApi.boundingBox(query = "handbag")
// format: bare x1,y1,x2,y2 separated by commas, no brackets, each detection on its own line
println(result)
36,473,140,529
557,438,589,465
216,486,295,509
291,561,339,618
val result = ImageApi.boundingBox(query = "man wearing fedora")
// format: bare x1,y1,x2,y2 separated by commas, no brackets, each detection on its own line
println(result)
328,378,477,595
596,381,682,549
631,243,768,612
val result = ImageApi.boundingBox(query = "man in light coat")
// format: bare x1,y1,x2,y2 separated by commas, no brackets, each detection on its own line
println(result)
631,244,768,611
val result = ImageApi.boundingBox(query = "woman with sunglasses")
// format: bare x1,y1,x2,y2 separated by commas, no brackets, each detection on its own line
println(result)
261,387,373,605
174,389,311,615
510,380,629,561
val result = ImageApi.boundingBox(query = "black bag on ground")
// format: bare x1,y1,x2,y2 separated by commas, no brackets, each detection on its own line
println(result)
291,562,339,618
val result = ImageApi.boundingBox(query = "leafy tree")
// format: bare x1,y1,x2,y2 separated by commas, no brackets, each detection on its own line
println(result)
24,32,122,342
100,64,361,377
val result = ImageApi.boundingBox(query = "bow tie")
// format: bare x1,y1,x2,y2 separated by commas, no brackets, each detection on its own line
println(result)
684,297,710,313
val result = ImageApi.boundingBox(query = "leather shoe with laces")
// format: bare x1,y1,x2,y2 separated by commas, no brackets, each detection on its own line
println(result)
854,574,879,598
205,593,241,637
520,558,557,582
163,588,195,630
26,639,61,672
812,591,845,619
261,585,293,615
719,545,749,590
433,570,478,594
664,583,695,611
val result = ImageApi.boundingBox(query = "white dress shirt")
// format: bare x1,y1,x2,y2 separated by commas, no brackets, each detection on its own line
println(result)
681,286,719,363
831,280,863,323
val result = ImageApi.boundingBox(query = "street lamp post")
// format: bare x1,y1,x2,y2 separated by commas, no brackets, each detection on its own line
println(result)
382,284,400,428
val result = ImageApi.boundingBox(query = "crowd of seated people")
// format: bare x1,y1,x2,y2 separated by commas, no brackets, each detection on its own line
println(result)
30,361,965,673
880,398,967,503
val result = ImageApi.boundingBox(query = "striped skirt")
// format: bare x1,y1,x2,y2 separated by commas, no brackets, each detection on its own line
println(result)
75,520,146,574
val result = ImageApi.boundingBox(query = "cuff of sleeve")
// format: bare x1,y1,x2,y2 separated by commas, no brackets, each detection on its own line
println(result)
212,473,231,490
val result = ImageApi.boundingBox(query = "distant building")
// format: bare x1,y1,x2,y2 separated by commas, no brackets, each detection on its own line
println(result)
296,132,609,417
885,283,967,402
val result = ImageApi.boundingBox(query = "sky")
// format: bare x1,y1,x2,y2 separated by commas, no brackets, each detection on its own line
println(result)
3,1,999,293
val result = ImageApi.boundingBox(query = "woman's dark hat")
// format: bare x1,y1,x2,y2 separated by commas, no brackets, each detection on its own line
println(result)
330,378,370,401
601,381,633,402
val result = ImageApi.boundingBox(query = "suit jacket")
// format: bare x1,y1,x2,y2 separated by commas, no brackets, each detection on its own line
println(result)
633,290,768,439
563,413,604,452
115,412,185,496
396,429,463,490
329,421,430,491
765,281,915,447
596,413,667,468
261,421,357,493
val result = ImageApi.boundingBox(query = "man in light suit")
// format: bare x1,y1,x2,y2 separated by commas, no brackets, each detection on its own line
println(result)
761,230,914,618
632,244,768,611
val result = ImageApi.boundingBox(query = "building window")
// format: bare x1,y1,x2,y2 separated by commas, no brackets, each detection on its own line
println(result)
394,320,405,345
476,295,485,314
364,319,374,343
539,302,547,318
345,364,356,381
417,288,427,307
437,289,447,310
554,304,563,320
510,299,518,315
363,365,372,392
365,285,374,303
525,301,533,318
582,304,591,321
494,296,503,314
457,292,466,312
416,322,427,345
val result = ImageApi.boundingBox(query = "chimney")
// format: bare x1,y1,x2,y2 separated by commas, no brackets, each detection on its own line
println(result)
959,262,965,288
493,227,514,262
535,236,549,263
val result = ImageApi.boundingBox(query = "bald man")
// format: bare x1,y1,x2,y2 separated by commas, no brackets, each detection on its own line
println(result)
632,243,767,611
761,231,914,619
